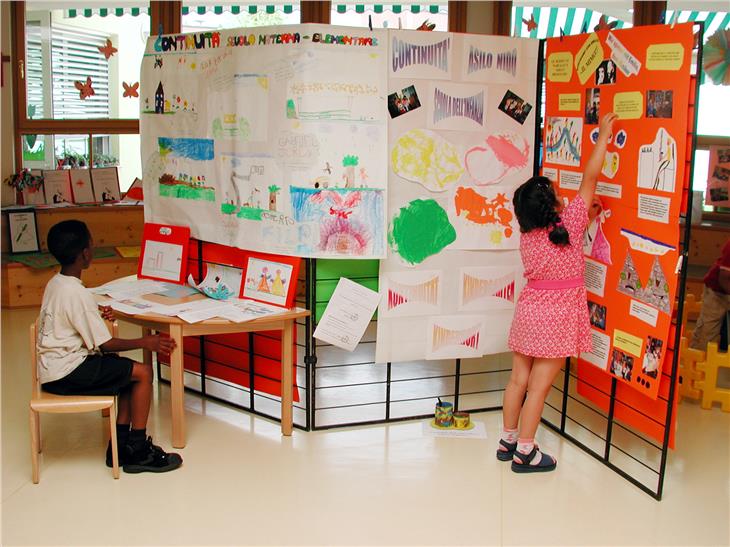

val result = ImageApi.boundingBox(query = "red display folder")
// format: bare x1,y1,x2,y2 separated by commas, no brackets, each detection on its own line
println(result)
138,223,190,284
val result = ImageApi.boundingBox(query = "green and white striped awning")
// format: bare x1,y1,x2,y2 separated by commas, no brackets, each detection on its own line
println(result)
512,7,631,39
66,6,150,17
334,4,445,15
665,10,730,39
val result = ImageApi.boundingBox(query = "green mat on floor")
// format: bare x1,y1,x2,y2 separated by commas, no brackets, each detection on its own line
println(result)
5,247,120,269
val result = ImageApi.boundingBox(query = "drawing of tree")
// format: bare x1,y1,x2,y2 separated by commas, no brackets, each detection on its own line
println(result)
268,185,281,211
342,155,359,188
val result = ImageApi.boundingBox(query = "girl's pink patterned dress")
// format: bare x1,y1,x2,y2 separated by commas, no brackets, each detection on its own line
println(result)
508,196,592,358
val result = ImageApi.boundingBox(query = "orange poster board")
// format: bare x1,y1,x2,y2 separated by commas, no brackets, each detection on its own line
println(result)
543,23,695,443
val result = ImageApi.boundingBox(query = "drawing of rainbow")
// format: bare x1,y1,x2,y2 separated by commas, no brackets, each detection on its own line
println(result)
432,323,481,351
387,276,439,311
463,272,515,305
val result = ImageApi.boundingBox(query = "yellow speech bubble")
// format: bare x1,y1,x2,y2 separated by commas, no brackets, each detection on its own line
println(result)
613,91,643,119
613,329,643,357
575,33,604,85
559,93,582,111
548,52,573,82
646,43,684,71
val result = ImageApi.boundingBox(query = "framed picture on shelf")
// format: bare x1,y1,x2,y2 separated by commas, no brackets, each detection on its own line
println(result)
242,252,301,308
7,208,40,254
41,170,73,204
91,167,121,202
69,168,96,203
21,169,46,205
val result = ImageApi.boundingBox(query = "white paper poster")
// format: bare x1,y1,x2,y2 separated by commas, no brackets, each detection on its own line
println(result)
141,25,388,258
140,240,184,282
376,33,538,363
314,278,381,352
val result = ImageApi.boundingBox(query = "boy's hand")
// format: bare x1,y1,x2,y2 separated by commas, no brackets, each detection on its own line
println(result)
99,305,115,322
143,334,177,354
598,113,618,140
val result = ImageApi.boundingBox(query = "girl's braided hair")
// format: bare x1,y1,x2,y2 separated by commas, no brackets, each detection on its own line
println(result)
513,176,570,246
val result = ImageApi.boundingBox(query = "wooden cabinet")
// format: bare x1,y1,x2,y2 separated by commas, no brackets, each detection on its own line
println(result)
1,205,144,308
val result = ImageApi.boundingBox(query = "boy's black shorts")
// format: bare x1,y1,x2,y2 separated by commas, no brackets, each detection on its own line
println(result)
42,353,134,396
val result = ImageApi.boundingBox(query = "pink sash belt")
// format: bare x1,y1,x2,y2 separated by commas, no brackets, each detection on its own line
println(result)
526,277,584,290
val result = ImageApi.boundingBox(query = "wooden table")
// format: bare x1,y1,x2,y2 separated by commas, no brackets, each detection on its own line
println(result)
111,306,310,448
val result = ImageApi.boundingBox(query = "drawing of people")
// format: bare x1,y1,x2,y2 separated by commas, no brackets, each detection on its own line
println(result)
271,269,286,297
257,267,271,293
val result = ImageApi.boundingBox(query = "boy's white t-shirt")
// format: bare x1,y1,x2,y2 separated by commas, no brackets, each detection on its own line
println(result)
37,274,112,384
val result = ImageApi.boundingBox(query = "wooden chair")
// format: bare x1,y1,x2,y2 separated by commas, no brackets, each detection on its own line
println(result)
29,320,120,483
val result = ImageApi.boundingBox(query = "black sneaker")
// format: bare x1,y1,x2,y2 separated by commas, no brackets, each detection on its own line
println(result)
122,436,183,474
105,441,127,468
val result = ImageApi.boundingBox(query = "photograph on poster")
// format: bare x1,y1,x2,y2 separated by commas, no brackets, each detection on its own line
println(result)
718,148,730,163
646,90,673,119
388,85,421,119
709,187,729,202
712,165,730,182
642,336,663,378
585,88,600,124
610,348,634,381
594,59,617,85
588,300,607,330
497,90,532,125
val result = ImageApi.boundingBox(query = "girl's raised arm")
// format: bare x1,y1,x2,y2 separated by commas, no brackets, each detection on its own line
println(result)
578,113,618,206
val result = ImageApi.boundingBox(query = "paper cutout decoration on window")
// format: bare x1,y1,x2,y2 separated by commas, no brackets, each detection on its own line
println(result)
702,28,730,86
123,82,139,98
74,77,95,100
98,38,118,60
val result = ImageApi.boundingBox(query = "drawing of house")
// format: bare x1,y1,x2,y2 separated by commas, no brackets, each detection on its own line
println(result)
155,82,165,113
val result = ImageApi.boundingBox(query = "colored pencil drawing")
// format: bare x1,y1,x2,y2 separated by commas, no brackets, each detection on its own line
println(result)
382,270,442,317
159,172,215,201
638,128,676,193
617,252,671,314
465,133,530,185
243,257,293,307
458,267,517,311
291,187,385,257
144,82,197,115
391,129,464,192
189,263,243,300
545,117,582,166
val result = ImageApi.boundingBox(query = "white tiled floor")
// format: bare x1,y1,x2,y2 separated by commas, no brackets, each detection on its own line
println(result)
3,307,729,546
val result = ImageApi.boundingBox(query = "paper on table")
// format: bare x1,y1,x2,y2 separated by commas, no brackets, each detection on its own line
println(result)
313,278,380,351
91,278,166,299
109,298,167,316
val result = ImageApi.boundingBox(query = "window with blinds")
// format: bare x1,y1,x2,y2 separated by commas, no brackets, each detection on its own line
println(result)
25,21,112,120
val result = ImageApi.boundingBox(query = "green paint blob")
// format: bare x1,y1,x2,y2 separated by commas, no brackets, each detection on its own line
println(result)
388,199,456,265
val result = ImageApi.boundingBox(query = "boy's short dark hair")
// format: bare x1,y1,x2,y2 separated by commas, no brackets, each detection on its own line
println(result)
47,220,91,266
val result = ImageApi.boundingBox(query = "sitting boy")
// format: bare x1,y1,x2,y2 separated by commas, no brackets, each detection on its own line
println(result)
37,220,182,474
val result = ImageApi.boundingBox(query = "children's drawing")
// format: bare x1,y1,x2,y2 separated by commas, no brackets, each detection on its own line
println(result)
188,263,243,301
583,199,612,264
140,240,183,282
465,133,530,185
382,270,442,317
211,74,269,142
426,316,485,360
601,151,619,178
545,117,582,166
391,129,463,192
158,138,214,161
617,252,671,314
159,172,215,201
388,199,456,265
638,127,676,192
448,186,518,250
620,228,675,255
144,83,197,115
458,267,517,311
291,187,385,257
243,257,293,307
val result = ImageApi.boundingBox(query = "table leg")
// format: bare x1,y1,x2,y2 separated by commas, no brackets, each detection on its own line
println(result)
169,323,186,448
142,327,153,367
281,320,294,436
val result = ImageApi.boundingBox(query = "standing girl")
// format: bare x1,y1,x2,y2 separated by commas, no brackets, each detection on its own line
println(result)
497,113,618,473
